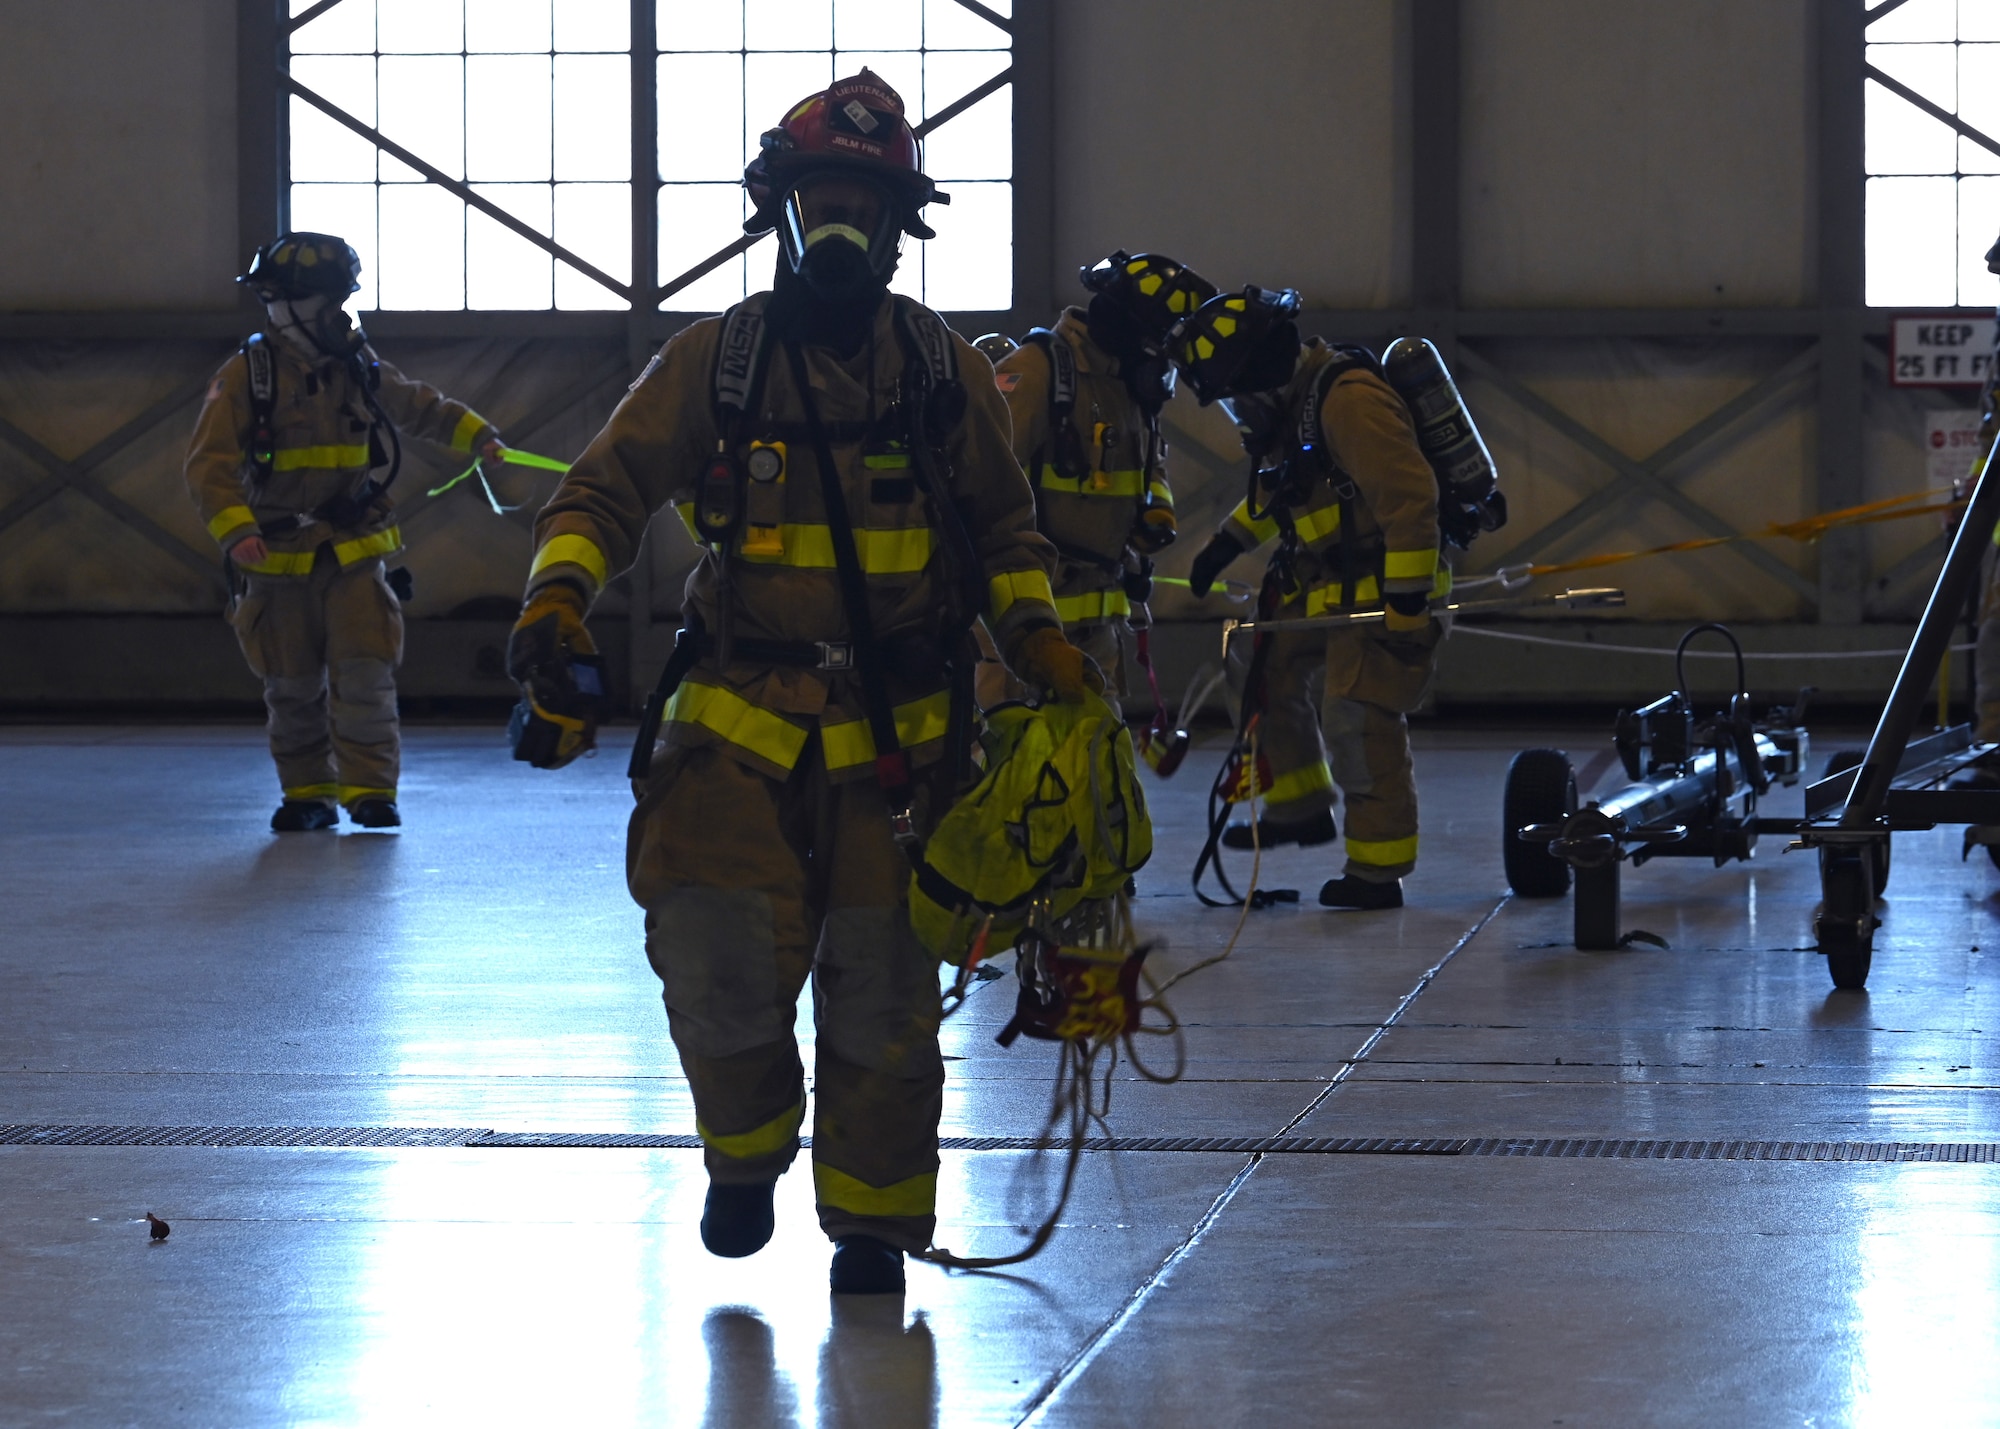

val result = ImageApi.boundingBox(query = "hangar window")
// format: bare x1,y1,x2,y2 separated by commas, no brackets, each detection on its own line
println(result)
1864,0,2000,307
281,0,1013,314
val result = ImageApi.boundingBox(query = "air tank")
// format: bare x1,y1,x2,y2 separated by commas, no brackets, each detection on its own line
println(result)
1382,336,1499,509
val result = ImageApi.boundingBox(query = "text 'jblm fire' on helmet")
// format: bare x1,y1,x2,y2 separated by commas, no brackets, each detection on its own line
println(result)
1169,285,1304,406
742,69,946,300
238,233,363,303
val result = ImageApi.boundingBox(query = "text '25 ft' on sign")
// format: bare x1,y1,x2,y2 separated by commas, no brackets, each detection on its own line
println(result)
1890,313,1998,387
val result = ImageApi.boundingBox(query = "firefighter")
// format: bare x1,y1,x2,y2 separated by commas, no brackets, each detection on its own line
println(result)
185,233,502,831
1179,287,1448,910
1961,232,2000,757
507,71,1081,1295
990,252,1215,715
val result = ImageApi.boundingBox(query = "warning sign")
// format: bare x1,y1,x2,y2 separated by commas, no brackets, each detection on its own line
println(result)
1925,409,1986,489
1890,313,1996,387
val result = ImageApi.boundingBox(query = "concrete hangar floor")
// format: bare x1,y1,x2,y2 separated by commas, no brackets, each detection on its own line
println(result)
1,719,1996,1428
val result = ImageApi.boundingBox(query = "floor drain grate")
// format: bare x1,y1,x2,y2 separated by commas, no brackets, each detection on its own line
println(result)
2,1126,1995,1161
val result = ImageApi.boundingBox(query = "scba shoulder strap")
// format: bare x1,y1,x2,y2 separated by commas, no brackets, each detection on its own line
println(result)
241,333,277,483
1022,327,1084,483
1294,343,1383,502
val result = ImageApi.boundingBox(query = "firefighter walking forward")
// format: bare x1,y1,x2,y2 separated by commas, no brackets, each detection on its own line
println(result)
508,71,1084,1296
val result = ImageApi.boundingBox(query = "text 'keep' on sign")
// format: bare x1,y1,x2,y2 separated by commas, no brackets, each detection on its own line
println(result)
1890,312,1997,387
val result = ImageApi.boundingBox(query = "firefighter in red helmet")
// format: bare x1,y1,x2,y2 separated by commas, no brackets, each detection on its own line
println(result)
509,71,1079,1294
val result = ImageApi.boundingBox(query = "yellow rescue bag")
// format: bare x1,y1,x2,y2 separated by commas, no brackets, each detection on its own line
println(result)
910,691,1153,965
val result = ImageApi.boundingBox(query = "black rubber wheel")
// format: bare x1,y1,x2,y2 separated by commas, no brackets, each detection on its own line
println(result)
1503,748,1575,898
1816,844,1876,991
1821,750,1892,893
1574,860,1620,951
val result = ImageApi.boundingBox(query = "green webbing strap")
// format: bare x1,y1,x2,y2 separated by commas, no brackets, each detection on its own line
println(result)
426,447,573,506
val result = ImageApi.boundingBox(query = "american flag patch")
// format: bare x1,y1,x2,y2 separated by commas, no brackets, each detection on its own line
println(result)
995,371,1022,392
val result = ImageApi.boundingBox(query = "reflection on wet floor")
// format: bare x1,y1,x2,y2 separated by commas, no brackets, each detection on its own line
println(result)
2,724,1997,1426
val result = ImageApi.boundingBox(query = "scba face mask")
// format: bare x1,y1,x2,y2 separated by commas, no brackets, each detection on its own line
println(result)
1219,390,1288,458
264,293,365,358
779,179,903,303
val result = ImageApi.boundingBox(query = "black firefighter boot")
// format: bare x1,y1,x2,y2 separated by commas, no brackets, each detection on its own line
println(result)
270,800,338,832
348,798,402,828
1220,807,1337,851
829,1235,906,1295
701,1179,777,1258
1318,875,1405,910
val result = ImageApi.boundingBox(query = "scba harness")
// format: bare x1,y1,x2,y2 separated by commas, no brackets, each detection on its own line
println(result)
238,332,404,531
628,293,985,853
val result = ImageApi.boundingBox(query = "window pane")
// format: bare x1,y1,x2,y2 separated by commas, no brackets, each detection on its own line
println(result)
924,0,1009,49
557,0,631,51
380,183,466,308
834,0,919,49
889,229,923,303
468,56,552,181
1866,0,1954,41
554,182,631,308
660,183,751,309
379,56,465,181
1961,0,2000,42
468,0,551,52
290,184,378,310
922,54,1009,179
658,53,745,180
1867,175,1958,305
469,184,554,307
1959,44,2000,174
556,55,631,182
921,180,1008,310
290,57,377,182
378,0,461,53
290,0,373,53
1867,45,1958,174
1959,176,2000,306
746,0,832,51
745,52,832,165
660,0,744,51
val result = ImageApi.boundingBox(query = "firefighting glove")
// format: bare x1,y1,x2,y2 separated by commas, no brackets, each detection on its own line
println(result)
1130,505,1178,554
1120,556,1155,605
1016,625,1106,703
1185,530,1246,599
508,582,596,685
1382,590,1432,637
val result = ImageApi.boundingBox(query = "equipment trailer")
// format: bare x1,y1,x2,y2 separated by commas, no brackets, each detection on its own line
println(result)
1504,624,1811,951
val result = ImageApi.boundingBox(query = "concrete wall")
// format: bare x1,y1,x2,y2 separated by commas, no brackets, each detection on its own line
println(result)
0,1,240,311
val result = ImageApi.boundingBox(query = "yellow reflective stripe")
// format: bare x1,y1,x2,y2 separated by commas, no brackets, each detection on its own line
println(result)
450,410,488,453
735,524,933,575
698,1099,804,1161
282,783,338,800
664,681,810,770
1384,547,1439,582
338,785,395,805
989,568,1057,621
332,526,402,565
1037,466,1147,497
1055,589,1132,624
1991,517,2000,548
813,1163,937,1219
271,444,370,471
676,501,700,542
1266,760,1334,807
822,689,955,771
1227,499,1280,546
1147,476,1173,509
1304,565,1450,616
530,532,609,588
1346,834,1419,866
207,505,258,542
237,548,318,576
1293,504,1341,545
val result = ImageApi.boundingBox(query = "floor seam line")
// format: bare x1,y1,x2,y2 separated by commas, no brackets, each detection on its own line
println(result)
1009,892,1511,1424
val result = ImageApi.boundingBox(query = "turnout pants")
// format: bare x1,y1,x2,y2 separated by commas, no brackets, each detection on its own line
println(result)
230,552,403,806
628,742,945,1254
1978,550,2000,743
1322,621,1440,882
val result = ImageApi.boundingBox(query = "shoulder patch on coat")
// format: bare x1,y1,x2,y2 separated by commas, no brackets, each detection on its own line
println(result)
206,376,225,402
994,371,1022,393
